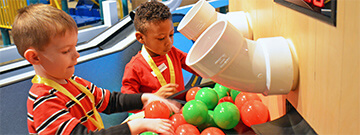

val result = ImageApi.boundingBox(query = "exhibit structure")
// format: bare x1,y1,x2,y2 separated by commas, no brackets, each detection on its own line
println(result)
179,0,299,95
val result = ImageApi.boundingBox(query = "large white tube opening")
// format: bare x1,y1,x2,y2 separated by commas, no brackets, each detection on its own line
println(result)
177,0,205,30
186,21,226,78
177,0,216,41
186,21,225,65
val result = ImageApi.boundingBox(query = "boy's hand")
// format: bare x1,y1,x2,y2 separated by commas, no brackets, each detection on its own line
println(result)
141,93,181,114
155,83,179,98
128,118,175,135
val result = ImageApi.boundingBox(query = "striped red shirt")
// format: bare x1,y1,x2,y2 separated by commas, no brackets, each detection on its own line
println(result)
27,76,110,134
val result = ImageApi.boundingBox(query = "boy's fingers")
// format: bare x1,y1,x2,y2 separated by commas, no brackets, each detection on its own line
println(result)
152,119,175,134
163,119,174,127
164,100,181,113
166,83,179,88
164,91,177,98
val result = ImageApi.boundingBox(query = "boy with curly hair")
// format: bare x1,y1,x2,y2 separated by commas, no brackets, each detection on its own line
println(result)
121,1,199,99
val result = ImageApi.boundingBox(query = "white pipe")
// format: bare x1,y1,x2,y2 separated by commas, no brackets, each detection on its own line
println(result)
177,0,217,41
186,20,298,95
177,0,253,41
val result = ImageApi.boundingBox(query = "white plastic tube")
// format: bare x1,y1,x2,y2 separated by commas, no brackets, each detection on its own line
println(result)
186,20,298,95
177,0,253,40
224,11,253,40
177,0,217,41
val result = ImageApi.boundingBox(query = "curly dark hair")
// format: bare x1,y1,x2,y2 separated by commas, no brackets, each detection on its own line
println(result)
134,0,172,34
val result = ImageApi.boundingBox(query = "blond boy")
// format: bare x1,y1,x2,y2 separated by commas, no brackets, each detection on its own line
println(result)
12,4,180,134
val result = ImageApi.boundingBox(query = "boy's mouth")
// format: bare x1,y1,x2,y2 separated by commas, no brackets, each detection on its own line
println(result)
163,49,171,54
165,45,172,52
68,63,77,68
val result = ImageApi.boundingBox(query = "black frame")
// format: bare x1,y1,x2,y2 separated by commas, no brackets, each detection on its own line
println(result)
274,0,337,26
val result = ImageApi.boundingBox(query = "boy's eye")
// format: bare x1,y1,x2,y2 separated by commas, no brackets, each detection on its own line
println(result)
158,34,173,40
62,50,70,54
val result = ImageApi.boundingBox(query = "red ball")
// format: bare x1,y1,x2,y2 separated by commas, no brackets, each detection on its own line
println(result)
175,124,200,135
218,96,234,104
170,113,188,131
144,101,171,119
233,121,251,133
179,106,184,113
200,127,225,135
186,87,201,102
234,92,261,111
240,100,269,127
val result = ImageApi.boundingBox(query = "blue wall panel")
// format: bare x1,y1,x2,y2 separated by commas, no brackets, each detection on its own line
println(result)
0,79,32,134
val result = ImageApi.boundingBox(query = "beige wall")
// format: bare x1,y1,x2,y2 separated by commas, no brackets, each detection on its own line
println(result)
229,0,360,134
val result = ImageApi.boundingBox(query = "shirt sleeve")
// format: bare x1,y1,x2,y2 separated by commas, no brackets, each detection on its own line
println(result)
30,92,80,134
121,62,142,94
102,92,143,114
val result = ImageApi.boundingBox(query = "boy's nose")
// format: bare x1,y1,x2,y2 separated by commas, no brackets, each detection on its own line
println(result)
166,36,174,45
73,51,80,59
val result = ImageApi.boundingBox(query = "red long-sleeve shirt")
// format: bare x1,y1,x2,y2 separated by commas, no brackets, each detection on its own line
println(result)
121,46,198,97
27,76,143,134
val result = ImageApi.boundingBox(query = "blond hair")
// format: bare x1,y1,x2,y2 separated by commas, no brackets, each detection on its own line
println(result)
12,4,78,57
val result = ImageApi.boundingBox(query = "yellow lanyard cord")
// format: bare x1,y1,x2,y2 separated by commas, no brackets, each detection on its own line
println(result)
141,46,175,86
32,75,104,130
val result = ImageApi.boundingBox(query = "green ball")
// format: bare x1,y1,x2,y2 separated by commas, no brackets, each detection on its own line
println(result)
198,110,218,131
214,83,230,99
195,87,219,110
213,102,240,129
207,110,217,127
182,100,209,126
230,89,241,102
140,131,158,135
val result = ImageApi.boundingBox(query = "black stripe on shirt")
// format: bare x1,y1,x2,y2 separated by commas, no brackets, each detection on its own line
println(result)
27,112,34,122
79,115,88,123
89,83,95,94
37,109,68,133
95,88,106,109
33,94,57,110
49,89,57,95
88,109,94,116
28,91,37,101
65,92,86,108
79,109,95,123
56,118,72,135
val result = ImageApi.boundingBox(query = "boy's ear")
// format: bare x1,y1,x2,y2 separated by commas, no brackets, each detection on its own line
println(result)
135,31,145,44
24,48,40,65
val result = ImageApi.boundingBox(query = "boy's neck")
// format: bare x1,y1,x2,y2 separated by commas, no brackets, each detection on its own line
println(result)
40,75,68,84
145,47,161,57
34,67,68,84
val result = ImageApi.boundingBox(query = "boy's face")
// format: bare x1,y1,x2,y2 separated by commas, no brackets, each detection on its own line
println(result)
36,30,79,83
139,19,174,56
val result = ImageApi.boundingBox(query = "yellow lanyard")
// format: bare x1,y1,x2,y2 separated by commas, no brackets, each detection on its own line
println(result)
32,75,104,130
141,46,175,86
